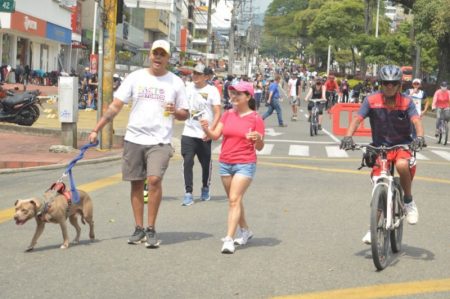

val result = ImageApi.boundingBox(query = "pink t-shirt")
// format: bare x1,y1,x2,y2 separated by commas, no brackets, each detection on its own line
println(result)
219,110,265,164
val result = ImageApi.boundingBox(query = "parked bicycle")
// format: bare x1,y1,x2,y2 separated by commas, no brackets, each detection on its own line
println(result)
308,99,326,136
436,107,449,145
348,143,420,270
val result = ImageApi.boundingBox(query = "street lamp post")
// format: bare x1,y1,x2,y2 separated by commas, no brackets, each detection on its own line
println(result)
373,0,380,76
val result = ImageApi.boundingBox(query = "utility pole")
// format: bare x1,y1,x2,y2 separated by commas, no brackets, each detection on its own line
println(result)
100,0,117,149
228,0,237,75
96,0,105,148
205,0,213,67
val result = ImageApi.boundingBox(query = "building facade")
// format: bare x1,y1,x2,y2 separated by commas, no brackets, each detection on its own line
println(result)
0,0,72,76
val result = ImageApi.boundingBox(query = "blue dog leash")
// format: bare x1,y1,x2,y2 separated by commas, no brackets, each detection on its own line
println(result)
62,141,99,204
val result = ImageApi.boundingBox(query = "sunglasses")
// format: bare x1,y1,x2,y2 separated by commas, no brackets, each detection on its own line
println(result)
381,81,400,86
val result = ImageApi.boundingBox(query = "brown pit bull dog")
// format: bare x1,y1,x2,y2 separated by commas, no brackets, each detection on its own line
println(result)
14,189,94,251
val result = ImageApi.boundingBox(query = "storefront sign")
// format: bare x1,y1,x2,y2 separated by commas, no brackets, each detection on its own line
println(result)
71,1,82,35
11,11,46,37
46,22,71,44
0,0,15,13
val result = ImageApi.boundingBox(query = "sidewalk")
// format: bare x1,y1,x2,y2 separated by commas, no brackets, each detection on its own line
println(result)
0,83,128,172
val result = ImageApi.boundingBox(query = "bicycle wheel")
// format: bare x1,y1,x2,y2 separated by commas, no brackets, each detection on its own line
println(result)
390,178,404,253
444,122,448,145
437,120,443,144
310,121,314,136
370,185,390,270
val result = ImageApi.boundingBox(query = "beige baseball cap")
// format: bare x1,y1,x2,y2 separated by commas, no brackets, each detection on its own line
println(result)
151,40,171,55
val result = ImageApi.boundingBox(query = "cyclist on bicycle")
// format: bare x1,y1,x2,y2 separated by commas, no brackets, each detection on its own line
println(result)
323,74,339,109
432,81,450,137
305,79,326,130
340,65,426,243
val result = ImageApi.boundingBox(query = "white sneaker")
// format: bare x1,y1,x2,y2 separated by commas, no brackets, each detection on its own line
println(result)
362,230,371,245
234,228,254,245
405,201,419,225
221,236,235,254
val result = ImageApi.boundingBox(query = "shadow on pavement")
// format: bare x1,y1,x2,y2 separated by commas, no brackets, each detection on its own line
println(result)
157,231,214,245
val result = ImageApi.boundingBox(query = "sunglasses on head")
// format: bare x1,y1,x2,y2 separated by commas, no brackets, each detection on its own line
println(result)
381,81,400,86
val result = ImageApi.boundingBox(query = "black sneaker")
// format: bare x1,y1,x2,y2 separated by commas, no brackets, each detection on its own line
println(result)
145,227,160,248
128,226,146,244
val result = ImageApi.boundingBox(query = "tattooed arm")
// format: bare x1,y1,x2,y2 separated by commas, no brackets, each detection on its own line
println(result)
88,98,124,143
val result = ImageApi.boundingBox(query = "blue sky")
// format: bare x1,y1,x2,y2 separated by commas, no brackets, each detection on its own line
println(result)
254,0,271,14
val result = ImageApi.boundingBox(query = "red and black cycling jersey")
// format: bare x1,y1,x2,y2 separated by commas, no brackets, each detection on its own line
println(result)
357,92,419,146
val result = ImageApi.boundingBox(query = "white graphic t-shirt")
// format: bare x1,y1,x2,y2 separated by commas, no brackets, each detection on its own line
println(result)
288,78,298,96
183,84,221,139
407,88,425,116
114,69,188,145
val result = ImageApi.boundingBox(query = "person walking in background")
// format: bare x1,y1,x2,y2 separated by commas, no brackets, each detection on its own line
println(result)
406,78,429,116
288,73,299,121
432,81,450,137
341,79,350,103
254,74,263,110
88,40,189,249
200,81,265,254
181,63,222,206
262,75,287,127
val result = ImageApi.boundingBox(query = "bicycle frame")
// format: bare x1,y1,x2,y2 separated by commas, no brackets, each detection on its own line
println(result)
369,148,405,230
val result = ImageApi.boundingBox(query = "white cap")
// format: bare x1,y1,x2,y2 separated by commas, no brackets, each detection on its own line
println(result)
412,78,421,84
151,40,171,55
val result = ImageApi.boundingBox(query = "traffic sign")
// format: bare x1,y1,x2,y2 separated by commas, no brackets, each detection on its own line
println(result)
0,0,15,12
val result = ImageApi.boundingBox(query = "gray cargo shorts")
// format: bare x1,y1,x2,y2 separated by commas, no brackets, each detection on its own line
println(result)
122,141,174,181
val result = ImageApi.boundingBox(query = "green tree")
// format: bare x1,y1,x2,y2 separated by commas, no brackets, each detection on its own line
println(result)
412,0,450,82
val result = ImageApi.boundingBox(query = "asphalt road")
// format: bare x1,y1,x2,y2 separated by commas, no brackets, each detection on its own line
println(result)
1,99,449,298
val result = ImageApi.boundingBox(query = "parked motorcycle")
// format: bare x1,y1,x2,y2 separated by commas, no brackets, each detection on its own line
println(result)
0,86,41,126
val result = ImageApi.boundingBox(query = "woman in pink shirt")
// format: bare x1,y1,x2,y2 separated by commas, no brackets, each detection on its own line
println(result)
432,81,450,136
201,81,265,254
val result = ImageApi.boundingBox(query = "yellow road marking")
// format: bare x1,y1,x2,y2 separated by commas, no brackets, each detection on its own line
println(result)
1,173,122,224
2,158,449,224
273,278,450,299
0,208,15,223
258,161,450,185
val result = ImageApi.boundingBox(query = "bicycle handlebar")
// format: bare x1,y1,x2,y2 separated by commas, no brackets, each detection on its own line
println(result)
351,144,411,152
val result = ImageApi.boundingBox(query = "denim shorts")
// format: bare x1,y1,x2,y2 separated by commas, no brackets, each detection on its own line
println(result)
219,162,256,179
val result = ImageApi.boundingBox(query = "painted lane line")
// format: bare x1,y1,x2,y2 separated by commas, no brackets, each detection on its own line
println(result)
265,139,337,145
321,127,341,143
272,278,450,299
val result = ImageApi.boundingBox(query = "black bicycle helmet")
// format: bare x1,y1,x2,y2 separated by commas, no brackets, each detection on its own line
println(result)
378,65,402,81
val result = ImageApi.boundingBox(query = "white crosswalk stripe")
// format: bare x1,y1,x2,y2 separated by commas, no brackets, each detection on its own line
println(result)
431,150,450,161
212,142,450,161
288,145,309,156
257,144,274,155
325,146,349,158
415,152,429,160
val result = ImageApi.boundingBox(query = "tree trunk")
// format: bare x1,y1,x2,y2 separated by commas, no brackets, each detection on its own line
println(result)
351,47,357,76
437,34,450,83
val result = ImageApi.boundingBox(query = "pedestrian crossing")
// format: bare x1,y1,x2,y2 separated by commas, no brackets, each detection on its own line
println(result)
212,143,450,161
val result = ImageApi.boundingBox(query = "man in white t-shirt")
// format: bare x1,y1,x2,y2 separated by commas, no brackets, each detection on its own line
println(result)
89,40,189,248
288,73,299,121
181,63,222,206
